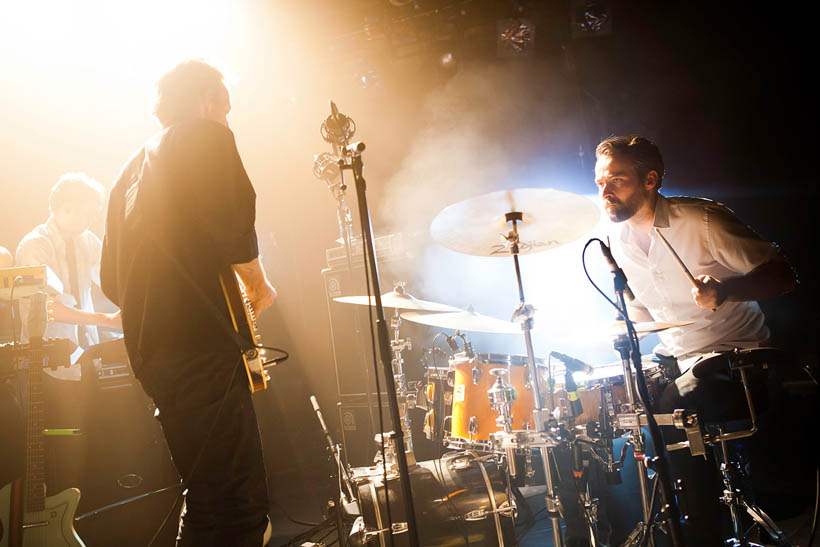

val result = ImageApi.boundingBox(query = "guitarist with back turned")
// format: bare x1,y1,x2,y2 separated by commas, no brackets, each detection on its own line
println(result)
100,60,277,547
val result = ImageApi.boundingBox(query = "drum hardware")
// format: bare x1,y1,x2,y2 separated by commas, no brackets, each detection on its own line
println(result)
569,440,603,547
387,291,416,458
373,429,416,469
664,349,797,546
336,283,447,470
487,368,518,477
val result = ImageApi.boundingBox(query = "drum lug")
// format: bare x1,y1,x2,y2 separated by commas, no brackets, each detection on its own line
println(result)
450,452,474,470
472,365,481,385
468,416,479,437
464,501,517,520
524,369,532,390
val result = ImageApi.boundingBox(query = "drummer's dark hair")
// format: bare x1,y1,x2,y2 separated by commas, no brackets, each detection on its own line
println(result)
596,135,665,189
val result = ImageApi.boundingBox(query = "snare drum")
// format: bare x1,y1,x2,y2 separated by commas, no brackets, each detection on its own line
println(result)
447,353,547,450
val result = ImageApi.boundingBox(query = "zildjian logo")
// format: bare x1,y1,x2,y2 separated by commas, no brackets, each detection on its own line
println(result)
489,240,560,255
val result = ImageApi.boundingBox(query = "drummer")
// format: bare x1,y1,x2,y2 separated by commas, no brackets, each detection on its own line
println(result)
593,135,796,544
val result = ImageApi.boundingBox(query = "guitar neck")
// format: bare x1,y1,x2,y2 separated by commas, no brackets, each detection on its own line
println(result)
25,356,46,513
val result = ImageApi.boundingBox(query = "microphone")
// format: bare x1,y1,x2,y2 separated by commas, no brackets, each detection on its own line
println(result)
563,369,584,419
321,99,355,146
445,335,460,351
550,351,592,375
309,395,334,449
599,240,635,302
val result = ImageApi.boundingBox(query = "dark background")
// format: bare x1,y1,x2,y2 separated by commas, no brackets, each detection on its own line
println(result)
1,0,817,538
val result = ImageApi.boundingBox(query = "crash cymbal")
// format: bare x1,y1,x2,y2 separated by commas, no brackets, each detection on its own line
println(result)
333,290,460,312
430,188,600,257
605,320,694,337
400,309,522,334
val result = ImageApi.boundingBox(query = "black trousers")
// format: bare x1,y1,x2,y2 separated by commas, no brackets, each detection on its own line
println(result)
657,366,766,546
136,351,269,547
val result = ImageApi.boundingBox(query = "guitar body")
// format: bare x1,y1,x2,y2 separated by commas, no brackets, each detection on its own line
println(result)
218,266,268,393
0,481,84,547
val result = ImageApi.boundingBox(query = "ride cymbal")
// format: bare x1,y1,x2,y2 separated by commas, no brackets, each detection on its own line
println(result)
430,188,600,257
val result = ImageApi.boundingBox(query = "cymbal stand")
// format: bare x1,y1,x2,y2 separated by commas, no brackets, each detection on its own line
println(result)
333,109,419,546
388,288,415,464
503,211,564,547
578,468,601,547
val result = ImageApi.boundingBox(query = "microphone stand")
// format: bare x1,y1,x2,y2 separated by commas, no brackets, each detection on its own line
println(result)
338,143,420,547
609,262,684,546
331,168,381,451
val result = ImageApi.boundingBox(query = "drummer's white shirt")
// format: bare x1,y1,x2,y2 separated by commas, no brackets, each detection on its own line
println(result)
609,195,779,372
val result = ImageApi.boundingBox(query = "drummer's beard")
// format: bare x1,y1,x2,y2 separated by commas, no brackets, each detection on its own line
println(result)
604,191,648,223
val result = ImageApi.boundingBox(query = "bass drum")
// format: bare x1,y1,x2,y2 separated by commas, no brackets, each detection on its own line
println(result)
352,451,516,546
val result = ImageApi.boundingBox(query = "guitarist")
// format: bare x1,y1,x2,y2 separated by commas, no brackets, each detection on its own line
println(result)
100,59,277,546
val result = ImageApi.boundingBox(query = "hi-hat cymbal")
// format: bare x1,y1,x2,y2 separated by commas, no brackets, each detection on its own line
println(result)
605,320,694,337
333,290,460,312
400,309,522,334
430,188,600,257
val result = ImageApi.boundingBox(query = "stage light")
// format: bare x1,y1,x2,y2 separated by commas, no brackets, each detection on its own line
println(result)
571,0,613,38
497,18,536,58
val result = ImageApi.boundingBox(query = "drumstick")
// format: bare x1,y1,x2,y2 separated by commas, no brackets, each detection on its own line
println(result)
654,227,698,288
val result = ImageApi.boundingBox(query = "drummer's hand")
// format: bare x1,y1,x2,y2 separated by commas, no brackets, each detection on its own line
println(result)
691,274,726,311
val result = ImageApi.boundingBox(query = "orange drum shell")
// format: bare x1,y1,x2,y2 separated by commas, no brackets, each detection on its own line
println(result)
450,359,539,440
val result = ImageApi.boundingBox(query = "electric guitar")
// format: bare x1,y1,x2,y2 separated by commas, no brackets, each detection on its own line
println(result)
0,341,84,547
218,266,268,393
